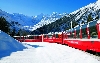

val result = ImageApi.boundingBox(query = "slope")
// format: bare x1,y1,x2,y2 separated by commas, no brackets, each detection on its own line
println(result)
0,30,25,58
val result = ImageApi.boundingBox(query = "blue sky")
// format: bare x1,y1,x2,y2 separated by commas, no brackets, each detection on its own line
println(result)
0,0,97,16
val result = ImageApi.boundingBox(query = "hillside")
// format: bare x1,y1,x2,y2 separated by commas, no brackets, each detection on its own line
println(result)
32,0,100,34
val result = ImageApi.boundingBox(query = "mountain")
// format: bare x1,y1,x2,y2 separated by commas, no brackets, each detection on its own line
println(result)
0,9,67,32
0,0,100,35
0,10,39,29
30,12,67,31
32,0,100,34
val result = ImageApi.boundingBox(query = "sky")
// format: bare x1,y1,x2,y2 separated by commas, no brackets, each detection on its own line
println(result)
0,0,97,16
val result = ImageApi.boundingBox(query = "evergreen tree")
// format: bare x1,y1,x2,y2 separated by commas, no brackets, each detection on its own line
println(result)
0,16,10,33
11,28,16,37
16,30,20,36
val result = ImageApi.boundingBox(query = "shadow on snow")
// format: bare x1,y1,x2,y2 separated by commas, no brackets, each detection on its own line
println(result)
27,44,44,48
0,47,26,59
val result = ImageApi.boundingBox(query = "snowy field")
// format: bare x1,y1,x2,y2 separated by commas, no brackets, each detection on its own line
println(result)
0,30,100,63
0,42,100,63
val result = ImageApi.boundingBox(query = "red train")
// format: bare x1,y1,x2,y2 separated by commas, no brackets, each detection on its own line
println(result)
14,35,42,42
14,20,100,55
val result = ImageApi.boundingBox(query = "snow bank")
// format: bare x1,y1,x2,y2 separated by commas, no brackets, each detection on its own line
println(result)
0,30,25,58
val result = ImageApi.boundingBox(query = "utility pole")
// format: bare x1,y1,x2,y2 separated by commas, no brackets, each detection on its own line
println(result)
71,21,72,29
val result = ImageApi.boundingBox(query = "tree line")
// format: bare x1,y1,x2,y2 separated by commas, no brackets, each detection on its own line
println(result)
0,16,30,37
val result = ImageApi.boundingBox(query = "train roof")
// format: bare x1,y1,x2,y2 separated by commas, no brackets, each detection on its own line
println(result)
13,35,42,37
66,20,98,32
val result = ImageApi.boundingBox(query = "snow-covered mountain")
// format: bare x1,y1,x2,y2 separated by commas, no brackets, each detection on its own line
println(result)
32,0,100,34
69,0,100,24
60,0,100,30
0,9,67,31
0,0,100,34
30,12,67,31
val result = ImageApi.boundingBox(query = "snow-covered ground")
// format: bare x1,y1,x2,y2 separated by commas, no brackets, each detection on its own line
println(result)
0,42,100,63
0,30,100,63
0,30,25,58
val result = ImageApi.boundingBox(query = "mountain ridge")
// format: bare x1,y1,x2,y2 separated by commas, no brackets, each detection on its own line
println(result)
0,9,67,31
32,0,100,34
0,0,100,35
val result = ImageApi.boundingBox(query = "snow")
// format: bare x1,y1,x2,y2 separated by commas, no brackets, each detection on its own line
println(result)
0,9,66,31
0,31,25,58
0,0,100,62
31,12,66,31
0,41,100,63
0,31,99,63
97,0,100,8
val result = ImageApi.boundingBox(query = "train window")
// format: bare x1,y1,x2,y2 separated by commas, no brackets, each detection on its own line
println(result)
44,35,46,38
68,31,74,39
71,31,75,38
24,36,27,39
33,36,39,39
26,36,28,39
29,36,33,39
56,34,61,38
48,35,52,38
67,33,70,39
21,36,24,39
32,36,35,39
89,26,98,39
82,28,87,39
37,36,39,39
55,34,58,38
76,30,80,38
64,33,67,39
